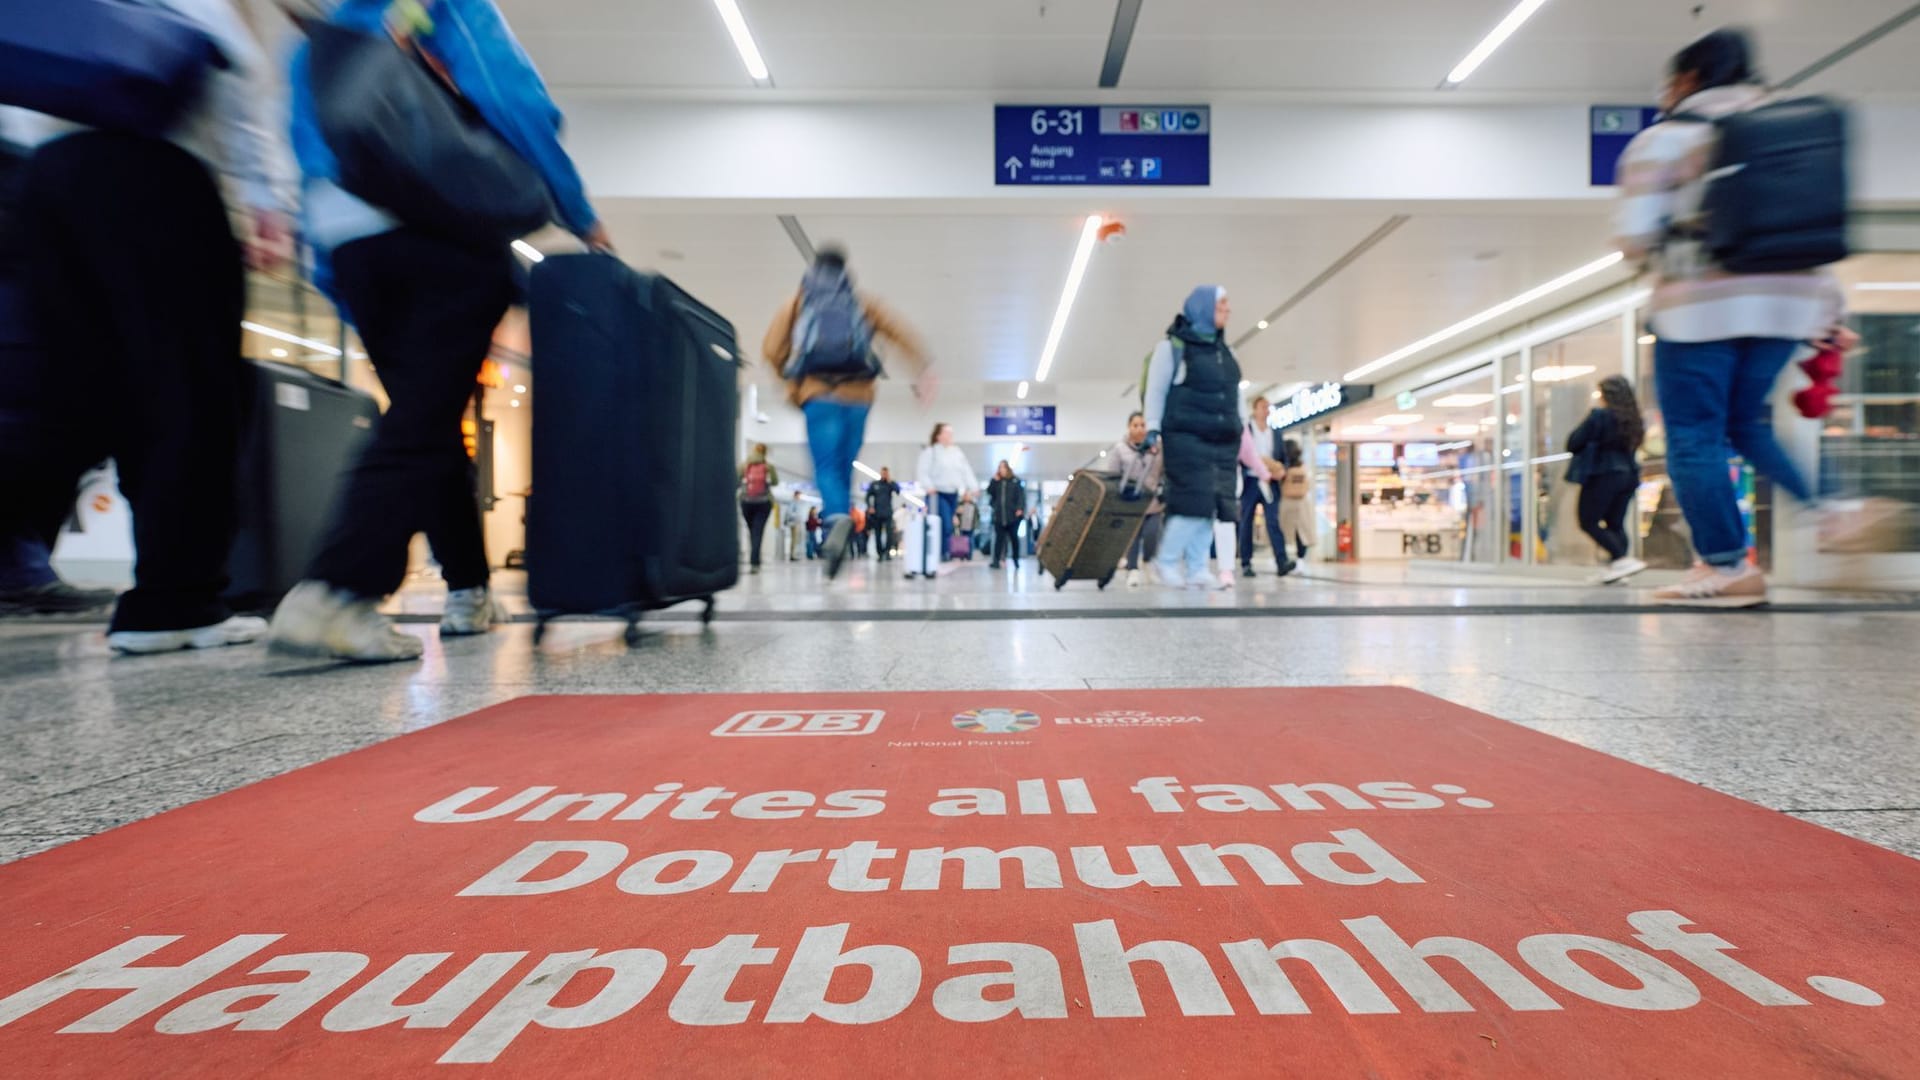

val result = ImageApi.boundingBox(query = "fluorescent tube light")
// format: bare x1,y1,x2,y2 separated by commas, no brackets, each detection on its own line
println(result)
1017,381,1030,400
1345,251,1625,382
1433,393,1495,408
1343,425,1387,436
711,0,771,83
853,461,881,480
1445,0,1554,86
511,240,545,263
243,321,340,358
1034,215,1104,383
1377,414,1425,426
1855,282,1920,291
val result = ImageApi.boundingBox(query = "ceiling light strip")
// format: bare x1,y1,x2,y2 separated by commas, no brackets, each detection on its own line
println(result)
1232,214,1410,349
778,215,816,263
1099,0,1146,89
1034,215,1105,383
1855,281,1920,291
1344,251,1626,382
511,240,545,263
711,0,772,85
1444,0,1555,86
242,321,341,358
1775,2,1920,91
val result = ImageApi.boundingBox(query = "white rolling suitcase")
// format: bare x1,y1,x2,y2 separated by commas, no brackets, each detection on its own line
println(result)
900,504,938,580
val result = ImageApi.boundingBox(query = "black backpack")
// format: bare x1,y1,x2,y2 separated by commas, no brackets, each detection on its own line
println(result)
1674,96,1849,273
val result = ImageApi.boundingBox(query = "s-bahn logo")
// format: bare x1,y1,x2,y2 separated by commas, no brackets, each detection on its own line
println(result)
952,708,1041,735
1053,709,1206,727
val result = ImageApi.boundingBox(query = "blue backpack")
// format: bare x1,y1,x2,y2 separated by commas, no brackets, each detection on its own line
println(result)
787,268,881,380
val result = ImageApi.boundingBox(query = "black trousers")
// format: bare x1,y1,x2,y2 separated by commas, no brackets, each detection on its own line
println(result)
741,500,772,566
870,514,893,560
993,523,1021,566
307,230,514,600
1237,481,1287,569
8,133,244,632
1578,471,1639,561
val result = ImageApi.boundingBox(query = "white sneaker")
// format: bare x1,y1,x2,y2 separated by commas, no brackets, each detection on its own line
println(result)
270,581,424,663
108,615,268,655
1600,557,1648,584
441,587,500,637
1126,569,1142,589
1653,563,1768,608
1216,570,1236,591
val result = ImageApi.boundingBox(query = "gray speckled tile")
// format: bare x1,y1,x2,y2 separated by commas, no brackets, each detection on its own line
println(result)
0,834,87,863
1788,811,1920,860
1083,671,1645,721
1518,715,1920,812
0,732,390,838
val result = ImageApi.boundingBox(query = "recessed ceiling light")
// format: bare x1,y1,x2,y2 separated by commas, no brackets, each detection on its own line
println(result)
1532,365,1598,383
1257,320,1270,330
1432,393,1495,408
1345,251,1625,382
269,348,288,359
513,384,527,394
1344,424,1387,436
711,0,771,84
1444,0,1555,86
1034,215,1105,383
1445,423,1481,436
1017,380,1030,400
1377,414,1425,426
510,400,522,408
1637,335,1657,346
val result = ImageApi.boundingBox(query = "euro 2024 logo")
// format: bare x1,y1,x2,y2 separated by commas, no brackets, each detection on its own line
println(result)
952,708,1041,735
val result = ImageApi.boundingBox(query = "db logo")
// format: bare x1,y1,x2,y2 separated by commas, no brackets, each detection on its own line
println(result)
712,710,884,737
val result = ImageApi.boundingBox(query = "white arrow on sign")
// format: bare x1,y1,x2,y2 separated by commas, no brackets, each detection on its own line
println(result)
1004,156,1023,179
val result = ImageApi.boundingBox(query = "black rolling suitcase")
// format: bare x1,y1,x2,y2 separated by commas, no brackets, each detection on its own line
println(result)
527,253,740,642
225,361,379,612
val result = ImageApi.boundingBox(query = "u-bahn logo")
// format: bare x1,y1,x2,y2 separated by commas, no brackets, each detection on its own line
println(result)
952,708,1041,735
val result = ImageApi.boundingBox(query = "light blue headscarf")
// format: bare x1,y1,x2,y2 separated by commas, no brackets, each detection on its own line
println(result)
1182,286,1225,339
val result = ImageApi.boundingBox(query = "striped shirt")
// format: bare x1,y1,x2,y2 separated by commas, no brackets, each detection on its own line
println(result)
1613,85,1843,344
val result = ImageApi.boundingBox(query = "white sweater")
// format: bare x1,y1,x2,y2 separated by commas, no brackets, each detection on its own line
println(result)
917,444,979,495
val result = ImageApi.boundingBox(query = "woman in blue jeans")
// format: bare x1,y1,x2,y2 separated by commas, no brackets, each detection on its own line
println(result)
1616,29,1868,607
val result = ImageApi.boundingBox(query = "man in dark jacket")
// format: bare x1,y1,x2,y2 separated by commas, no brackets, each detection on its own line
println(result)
986,461,1026,569
865,467,901,562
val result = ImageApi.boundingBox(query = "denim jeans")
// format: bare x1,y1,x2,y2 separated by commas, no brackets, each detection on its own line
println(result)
1156,514,1215,585
0,530,57,591
1654,337,1812,567
802,398,871,520
935,491,959,561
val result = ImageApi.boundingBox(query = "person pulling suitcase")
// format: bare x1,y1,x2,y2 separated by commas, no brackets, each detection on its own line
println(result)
271,0,610,661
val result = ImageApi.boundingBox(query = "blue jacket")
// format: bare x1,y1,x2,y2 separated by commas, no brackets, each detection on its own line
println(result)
289,0,597,294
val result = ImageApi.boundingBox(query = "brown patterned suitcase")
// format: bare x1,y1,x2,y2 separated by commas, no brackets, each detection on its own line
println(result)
1038,468,1151,589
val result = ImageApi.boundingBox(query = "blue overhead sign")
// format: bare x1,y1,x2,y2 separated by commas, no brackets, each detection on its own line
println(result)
995,105,1211,187
1591,105,1660,186
985,405,1058,437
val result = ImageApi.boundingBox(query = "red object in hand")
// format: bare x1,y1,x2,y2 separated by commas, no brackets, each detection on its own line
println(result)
1800,347,1845,384
1794,382,1840,420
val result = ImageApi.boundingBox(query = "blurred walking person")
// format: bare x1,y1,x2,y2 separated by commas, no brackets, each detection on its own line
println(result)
738,443,778,574
1237,395,1293,578
865,466,901,562
1144,287,1244,590
986,461,1027,570
1566,377,1647,583
272,0,609,659
1276,438,1316,562
1103,412,1165,589
1,0,295,652
917,422,979,562
1616,28,1885,607
764,247,932,580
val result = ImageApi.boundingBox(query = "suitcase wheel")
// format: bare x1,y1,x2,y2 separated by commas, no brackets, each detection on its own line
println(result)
1054,570,1071,591
624,619,643,647
1098,571,1116,590
532,618,548,646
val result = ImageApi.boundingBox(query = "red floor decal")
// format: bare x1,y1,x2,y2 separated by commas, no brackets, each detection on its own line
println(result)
1,688,1916,1078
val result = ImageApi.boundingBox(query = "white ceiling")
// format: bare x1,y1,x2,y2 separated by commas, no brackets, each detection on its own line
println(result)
588,205,1623,387
500,0,1920,96
510,1,1912,392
